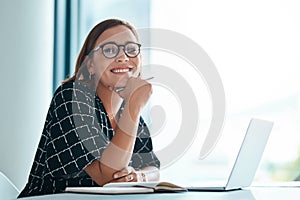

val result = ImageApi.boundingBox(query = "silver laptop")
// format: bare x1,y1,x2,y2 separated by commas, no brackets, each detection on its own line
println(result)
188,118,274,191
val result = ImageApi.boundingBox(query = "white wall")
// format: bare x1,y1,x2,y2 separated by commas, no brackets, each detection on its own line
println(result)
0,0,53,190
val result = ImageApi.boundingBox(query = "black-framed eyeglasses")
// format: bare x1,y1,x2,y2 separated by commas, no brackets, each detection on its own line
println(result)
90,42,141,59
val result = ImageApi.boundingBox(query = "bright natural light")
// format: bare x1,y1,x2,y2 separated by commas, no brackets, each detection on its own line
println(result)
150,0,300,183
79,0,300,183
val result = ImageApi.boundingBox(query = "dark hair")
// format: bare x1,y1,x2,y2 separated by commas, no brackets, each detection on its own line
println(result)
63,18,139,84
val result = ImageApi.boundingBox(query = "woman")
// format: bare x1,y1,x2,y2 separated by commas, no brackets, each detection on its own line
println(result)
18,19,160,198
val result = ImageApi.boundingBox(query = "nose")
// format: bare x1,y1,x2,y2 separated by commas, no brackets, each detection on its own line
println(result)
115,48,129,63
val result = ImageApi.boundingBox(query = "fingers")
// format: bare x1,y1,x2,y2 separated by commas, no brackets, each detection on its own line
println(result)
113,166,134,179
117,76,151,99
111,167,138,182
111,173,136,182
126,174,135,182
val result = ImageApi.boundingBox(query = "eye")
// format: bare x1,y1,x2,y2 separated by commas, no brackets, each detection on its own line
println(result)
103,47,116,54
126,47,137,53
103,48,116,54
125,43,139,54
102,43,118,55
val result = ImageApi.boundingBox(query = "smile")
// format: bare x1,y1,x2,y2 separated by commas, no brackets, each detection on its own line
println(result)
110,68,132,74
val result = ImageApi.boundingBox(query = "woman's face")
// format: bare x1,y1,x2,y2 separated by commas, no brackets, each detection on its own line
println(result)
88,25,141,90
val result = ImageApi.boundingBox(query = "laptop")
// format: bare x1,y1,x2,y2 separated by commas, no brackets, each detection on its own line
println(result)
188,118,274,191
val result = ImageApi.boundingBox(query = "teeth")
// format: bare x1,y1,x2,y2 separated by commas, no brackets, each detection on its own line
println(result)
112,68,130,73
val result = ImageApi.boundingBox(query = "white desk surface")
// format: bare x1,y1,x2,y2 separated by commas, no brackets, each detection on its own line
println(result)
18,187,300,200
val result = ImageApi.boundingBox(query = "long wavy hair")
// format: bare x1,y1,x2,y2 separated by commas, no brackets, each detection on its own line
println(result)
63,19,139,84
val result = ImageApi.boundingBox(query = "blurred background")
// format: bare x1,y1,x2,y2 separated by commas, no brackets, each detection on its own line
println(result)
0,0,300,190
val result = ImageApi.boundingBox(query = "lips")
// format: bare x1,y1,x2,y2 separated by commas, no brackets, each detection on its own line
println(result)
110,67,133,74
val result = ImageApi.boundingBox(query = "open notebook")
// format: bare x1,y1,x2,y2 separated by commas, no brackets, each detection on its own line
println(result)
65,181,187,194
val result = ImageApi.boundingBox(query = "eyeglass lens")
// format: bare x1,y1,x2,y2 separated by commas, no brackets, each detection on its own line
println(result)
102,43,140,58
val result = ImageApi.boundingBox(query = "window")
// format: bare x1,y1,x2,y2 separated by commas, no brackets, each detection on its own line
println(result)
57,0,300,183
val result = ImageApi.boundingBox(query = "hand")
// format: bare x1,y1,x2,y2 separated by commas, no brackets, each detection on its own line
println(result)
110,166,145,183
118,77,152,110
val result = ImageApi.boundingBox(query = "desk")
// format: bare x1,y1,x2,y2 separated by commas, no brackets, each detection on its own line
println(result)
18,187,300,200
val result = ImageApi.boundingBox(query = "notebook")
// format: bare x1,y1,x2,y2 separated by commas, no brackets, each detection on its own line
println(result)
65,181,187,194
187,118,274,191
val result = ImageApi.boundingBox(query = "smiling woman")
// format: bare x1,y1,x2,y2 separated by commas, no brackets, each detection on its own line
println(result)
18,19,160,198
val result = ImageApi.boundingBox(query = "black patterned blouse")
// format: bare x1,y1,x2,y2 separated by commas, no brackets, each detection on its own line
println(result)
18,81,160,198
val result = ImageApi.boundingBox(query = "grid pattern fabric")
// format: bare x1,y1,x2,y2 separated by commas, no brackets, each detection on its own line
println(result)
18,81,160,198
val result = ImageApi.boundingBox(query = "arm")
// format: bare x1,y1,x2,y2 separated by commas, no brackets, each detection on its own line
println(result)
103,118,161,183
84,78,153,185
84,103,139,186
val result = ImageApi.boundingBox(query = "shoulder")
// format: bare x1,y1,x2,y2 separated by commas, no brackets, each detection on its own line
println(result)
52,80,95,105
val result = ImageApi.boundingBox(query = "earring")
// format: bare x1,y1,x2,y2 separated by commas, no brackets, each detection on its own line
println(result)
89,73,92,80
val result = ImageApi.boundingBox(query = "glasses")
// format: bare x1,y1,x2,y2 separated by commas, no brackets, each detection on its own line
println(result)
90,42,141,59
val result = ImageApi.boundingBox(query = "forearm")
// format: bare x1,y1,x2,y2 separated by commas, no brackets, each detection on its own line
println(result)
85,80,152,186
85,103,141,185
101,102,141,166
85,132,136,186
100,129,136,172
